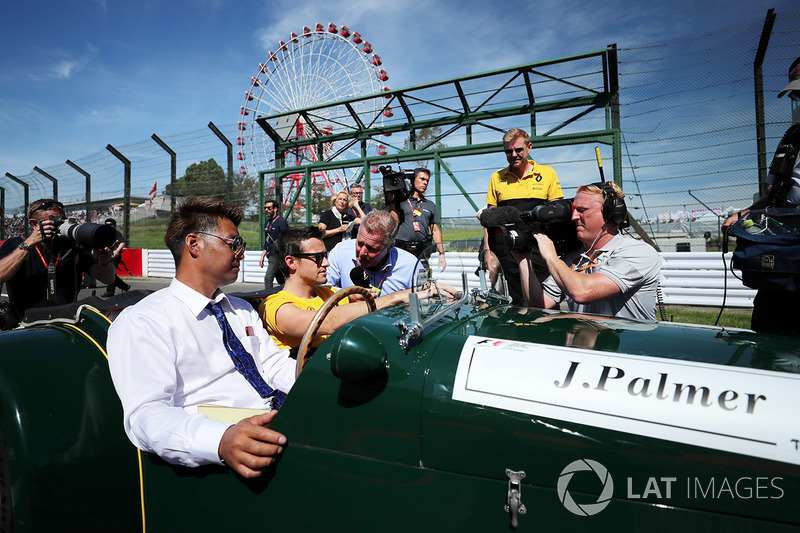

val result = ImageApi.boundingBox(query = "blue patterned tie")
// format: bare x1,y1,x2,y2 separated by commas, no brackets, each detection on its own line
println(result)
207,302,286,409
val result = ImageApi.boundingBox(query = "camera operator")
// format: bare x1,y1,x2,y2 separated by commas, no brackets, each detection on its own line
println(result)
722,57,800,335
0,199,116,321
388,168,446,272
523,183,661,321
485,128,564,305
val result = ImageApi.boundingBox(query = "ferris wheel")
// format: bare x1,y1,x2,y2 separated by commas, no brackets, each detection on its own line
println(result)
237,23,391,207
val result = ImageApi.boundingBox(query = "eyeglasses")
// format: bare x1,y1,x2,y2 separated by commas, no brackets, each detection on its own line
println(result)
30,200,64,215
503,147,526,155
265,205,276,209
789,91,800,102
293,251,328,266
197,232,246,255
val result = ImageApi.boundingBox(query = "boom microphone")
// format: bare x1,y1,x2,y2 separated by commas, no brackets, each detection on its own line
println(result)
478,206,522,228
349,266,370,288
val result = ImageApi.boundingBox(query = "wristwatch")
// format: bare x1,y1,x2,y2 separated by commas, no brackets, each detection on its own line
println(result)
17,242,30,252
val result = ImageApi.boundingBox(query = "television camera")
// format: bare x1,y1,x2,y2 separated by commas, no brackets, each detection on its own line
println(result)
480,200,581,257
379,165,415,205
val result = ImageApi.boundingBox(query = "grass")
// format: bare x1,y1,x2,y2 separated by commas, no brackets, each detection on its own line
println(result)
127,218,480,250
127,218,262,250
661,305,751,329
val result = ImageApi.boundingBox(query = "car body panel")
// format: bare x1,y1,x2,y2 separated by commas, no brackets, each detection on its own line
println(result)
1,292,799,531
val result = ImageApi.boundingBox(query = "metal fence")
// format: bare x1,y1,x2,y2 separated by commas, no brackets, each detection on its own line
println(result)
142,249,755,308
2,9,799,252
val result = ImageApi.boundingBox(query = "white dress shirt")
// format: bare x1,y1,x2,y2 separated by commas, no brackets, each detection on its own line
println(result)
107,278,295,467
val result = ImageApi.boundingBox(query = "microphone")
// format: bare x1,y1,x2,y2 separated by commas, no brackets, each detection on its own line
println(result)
478,205,522,228
349,266,370,288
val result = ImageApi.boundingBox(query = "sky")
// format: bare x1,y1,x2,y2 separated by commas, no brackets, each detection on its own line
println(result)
0,0,795,200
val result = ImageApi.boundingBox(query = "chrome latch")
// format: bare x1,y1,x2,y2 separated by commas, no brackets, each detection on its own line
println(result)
505,468,526,530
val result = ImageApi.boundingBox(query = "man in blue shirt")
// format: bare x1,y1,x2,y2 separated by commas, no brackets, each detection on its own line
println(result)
258,199,289,289
326,210,420,295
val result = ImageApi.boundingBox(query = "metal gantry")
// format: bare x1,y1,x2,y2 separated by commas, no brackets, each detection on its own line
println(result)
255,46,621,228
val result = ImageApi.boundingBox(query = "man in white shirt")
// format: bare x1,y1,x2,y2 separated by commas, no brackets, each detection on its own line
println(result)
107,198,295,478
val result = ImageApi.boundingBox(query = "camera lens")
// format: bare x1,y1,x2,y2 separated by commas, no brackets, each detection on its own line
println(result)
60,221,117,249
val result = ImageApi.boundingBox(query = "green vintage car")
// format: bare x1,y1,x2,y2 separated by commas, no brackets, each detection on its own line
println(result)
1,275,799,532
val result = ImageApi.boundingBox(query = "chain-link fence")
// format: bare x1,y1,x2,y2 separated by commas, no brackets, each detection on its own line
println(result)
2,10,799,252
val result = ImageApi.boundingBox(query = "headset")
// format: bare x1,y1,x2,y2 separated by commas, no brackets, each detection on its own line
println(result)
592,181,629,229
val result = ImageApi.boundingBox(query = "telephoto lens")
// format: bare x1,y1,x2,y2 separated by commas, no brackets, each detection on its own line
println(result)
56,219,117,249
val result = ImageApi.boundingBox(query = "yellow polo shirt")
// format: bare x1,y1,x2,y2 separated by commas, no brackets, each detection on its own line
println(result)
486,160,563,207
259,286,349,352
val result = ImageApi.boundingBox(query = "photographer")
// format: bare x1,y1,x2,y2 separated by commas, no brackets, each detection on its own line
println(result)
387,168,446,272
722,57,800,335
0,199,116,321
523,183,661,321
485,128,564,304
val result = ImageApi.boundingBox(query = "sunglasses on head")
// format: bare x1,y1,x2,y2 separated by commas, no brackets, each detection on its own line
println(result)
196,232,246,255
503,147,526,155
293,251,328,266
30,200,64,215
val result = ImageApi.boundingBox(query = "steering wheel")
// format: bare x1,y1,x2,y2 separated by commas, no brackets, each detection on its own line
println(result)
295,286,377,378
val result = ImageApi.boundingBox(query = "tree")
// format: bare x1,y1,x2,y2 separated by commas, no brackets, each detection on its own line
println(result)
402,126,448,168
166,158,257,210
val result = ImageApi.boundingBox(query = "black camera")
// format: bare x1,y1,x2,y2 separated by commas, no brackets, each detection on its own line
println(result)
379,165,415,205
44,216,117,249
481,199,580,257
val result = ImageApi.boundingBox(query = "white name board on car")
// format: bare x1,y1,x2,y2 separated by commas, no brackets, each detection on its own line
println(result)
453,335,800,465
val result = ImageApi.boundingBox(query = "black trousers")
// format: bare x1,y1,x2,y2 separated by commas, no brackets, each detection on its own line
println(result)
751,289,800,335
496,248,550,306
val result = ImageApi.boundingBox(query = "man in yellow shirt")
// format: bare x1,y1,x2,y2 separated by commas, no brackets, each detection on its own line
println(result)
483,128,564,304
260,226,453,357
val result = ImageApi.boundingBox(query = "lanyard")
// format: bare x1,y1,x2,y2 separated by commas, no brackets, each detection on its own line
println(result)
35,246,62,302
407,197,422,221
571,250,603,273
370,267,391,295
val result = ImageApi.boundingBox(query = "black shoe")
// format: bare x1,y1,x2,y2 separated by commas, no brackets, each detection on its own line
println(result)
101,291,115,298
121,284,131,292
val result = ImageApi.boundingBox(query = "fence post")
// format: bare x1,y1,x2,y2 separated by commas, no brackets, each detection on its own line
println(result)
4,173,29,236
106,145,131,247
208,122,234,202
65,160,91,219
754,8,776,198
33,166,58,202
151,133,177,214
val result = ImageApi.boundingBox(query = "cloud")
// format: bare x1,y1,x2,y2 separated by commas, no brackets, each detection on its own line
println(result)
51,60,82,79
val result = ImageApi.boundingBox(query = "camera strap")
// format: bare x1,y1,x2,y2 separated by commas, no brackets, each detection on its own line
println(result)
34,247,61,302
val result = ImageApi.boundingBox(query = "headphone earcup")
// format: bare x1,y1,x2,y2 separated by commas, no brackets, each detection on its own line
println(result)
598,183,628,228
